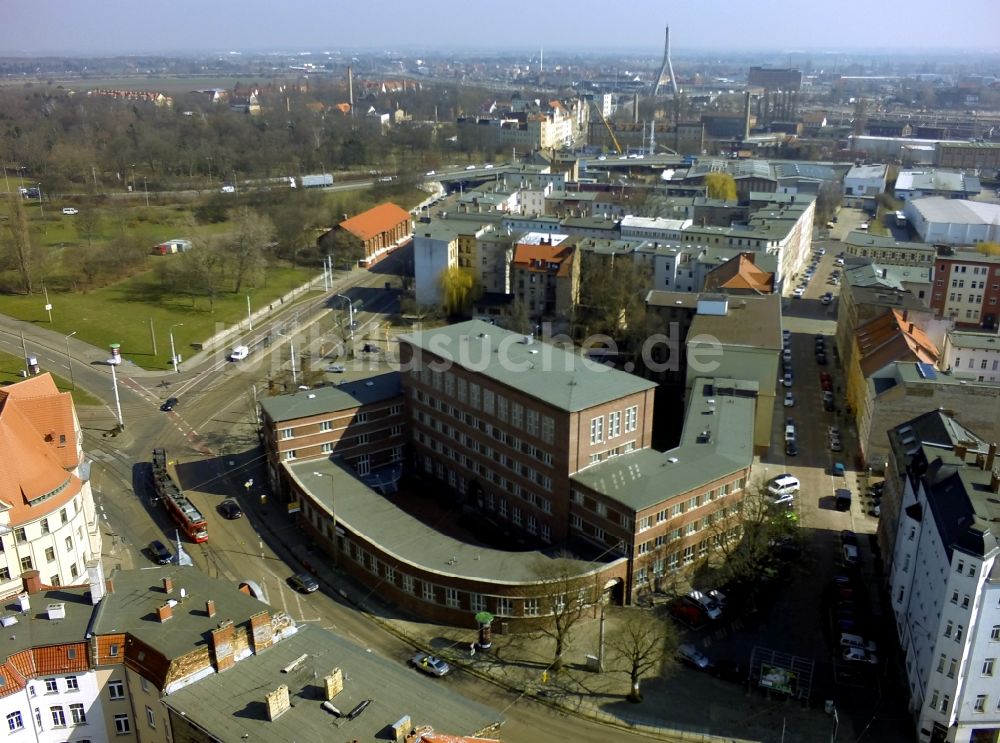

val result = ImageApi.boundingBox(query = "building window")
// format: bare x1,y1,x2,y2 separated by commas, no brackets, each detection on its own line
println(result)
284,450,297,461
524,598,539,616
944,621,953,638
60,508,68,524
956,624,964,642
280,428,293,440
471,593,486,613
625,405,638,433
992,625,1000,641
422,581,436,603
947,658,957,678
14,527,26,543
50,706,66,727
402,575,415,594
145,705,155,728
70,563,79,579
983,658,996,676
497,597,513,616
65,536,73,552
356,455,370,476
445,587,460,609
45,547,55,562
70,703,86,724
7,711,24,732
40,518,49,534
108,680,125,700
114,714,130,735
44,678,58,693
109,643,120,657
589,415,604,444
65,676,78,691
541,415,554,444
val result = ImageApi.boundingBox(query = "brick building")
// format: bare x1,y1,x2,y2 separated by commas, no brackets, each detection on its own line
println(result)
929,248,1000,330
324,202,413,268
510,237,580,324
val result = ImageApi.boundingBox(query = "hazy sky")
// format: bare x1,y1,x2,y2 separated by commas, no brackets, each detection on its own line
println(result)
3,0,998,56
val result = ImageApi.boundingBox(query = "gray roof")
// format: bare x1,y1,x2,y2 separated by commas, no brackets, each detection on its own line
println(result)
163,624,501,743
844,263,932,289
947,331,1000,352
287,459,615,583
687,293,782,350
92,567,271,661
0,586,94,660
894,361,1000,388
895,170,981,195
259,372,402,423
847,285,929,313
846,164,888,180
843,232,935,254
400,320,656,413
909,197,1000,225
571,378,755,511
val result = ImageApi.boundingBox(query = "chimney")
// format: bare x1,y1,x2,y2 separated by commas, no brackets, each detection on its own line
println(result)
162,577,173,594
954,443,968,461
87,560,107,605
17,593,30,614
210,619,236,671
908,323,914,335
992,471,1000,494
206,600,216,618
323,668,344,700
21,570,43,595
987,442,997,472
265,685,291,721
157,603,173,623
250,610,273,653
105,578,115,595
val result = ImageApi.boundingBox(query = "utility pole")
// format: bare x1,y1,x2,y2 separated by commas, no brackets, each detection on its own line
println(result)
110,362,125,431
149,318,157,356
246,295,253,331
19,329,29,376
43,286,52,323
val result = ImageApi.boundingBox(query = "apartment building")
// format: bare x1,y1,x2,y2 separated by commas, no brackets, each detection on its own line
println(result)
0,374,102,598
886,419,1000,743
930,248,1000,330
941,330,1000,382
413,220,493,306
258,372,406,493
510,237,580,324
842,232,936,269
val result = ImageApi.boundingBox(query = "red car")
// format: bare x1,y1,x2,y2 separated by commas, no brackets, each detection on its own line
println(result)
820,372,833,391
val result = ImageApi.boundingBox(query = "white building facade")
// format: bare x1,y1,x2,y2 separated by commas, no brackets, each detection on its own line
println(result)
941,331,1000,382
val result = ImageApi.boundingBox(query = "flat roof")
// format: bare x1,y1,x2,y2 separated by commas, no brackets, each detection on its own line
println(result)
843,232,934,253
400,320,656,413
947,331,1000,352
688,294,782,350
287,459,614,583
163,624,501,743
571,378,755,511
259,372,402,423
92,567,271,661
910,197,1000,225
0,586,94,659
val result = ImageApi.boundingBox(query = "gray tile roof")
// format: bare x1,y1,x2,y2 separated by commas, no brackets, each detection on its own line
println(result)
0,586,94,659
259,373,402,423
571,378,755,511
400,320,656,413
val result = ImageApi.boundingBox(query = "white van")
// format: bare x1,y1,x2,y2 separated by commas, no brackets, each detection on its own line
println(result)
768,474,800,496
229,345,249,361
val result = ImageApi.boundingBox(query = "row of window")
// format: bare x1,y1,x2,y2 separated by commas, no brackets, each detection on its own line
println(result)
589,407,639,445
948,278,989,290
0,504,75,552
0,560,81,583
283,445,403,469
415,429,553,492
575,479,744,532
279,409,402,441
7,703,89,731
945,292,987,305
951,357,1000,372
414,391,556,467
939,264,1000,276
414,367,558,445
856,248,932,262
928,689,997,715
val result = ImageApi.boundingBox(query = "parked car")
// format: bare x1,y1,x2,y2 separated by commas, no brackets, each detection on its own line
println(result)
768,474,800,495
669,600,705,628
829,438,842,452
362,343,380,353
784,392,795,407
785,440,799,457
793,287,805,298
148,540,172,565
772,492,795,507
160,397,179,412
840,633,877,653
218,499,243,519
783,373,793,388
410,652,451,677
822,390,835,410
61,207,79,215
842,543,860,565
686,590,722,620
229,345,249,361
842,647,878,665
678,643,711,670
289,573,319,593
326,363,346,373
816,353,828,365
821,292,833,305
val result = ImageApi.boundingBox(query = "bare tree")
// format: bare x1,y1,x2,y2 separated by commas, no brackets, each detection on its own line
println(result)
74,208,102,247
530,556,597,671
607,608,677,702
225,207,275,294
4,193,34,294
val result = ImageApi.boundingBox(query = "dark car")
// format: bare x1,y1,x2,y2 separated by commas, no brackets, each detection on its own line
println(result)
362,343,380,353
218,499,243,519
785,440,799,457
160,397,179,412
841,530,858,546
816,353,828,365
289,573,319,593
148,539,172,565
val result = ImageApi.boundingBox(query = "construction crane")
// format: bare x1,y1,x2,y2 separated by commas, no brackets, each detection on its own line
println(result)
590,98,623,155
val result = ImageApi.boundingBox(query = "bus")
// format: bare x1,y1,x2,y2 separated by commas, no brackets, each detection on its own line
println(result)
151,448,208,543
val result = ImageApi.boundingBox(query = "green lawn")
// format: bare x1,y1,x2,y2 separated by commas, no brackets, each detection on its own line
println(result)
0,350,103,407
0,265,318,371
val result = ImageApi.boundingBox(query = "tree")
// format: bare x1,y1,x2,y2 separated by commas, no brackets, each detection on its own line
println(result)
3,193,34,294
704,172,738,201
508,299,532,334
74,208,102,247
530,556,596,671
815,181,842,224
439,265,478,316
607,609,677,702
976,242,1000,257
224,207,275,294
574,253,651,346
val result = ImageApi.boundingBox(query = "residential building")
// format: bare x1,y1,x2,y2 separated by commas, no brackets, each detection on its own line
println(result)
905,197,1000,247
930,247,1000,330
470,224,518,295
258,372,406,493
620,216,691,242
894,170,982,202
644,291,781,453
510,237,580,324
886,422,1000,743
840,261,933,308
413,220,487,306
842,164,888,209
843,232,936,269
0,374,101,597
702,252,775,295
330,202,413,268
845,311,940,448
941,330,1000,382
861,363,1000,481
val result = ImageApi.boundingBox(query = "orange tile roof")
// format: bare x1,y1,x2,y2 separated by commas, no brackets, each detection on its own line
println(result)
32,642,89,675
857,309,939,377
512,243,575,278
339,202,411,241
0,374,78,469
704,253,774,294
0,659,27,698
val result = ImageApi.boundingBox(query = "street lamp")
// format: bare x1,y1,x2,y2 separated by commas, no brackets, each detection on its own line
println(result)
333,294,355,343
169,323,184,374
64,331,77,390
143,176,149,207
37,183,44,220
